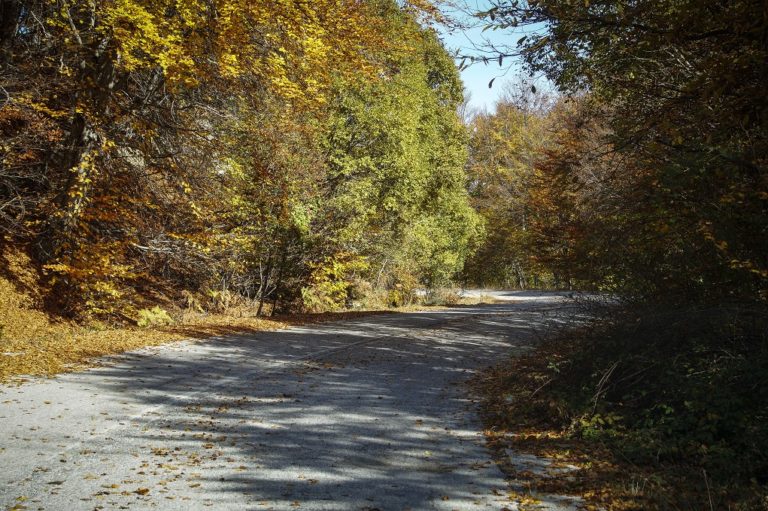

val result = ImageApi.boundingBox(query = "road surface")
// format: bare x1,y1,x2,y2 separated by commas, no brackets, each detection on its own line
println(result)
0,292,580,510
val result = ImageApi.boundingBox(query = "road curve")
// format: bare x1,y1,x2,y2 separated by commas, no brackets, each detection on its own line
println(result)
1,292,577,510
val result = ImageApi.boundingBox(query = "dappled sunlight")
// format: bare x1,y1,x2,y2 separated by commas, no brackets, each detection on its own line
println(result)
0,297,582,510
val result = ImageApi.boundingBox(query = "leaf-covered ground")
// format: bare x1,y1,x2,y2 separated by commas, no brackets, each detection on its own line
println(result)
474,325,767,511
0,252,408,382
1,296,571,510
0,253,496,383
0,271,399,383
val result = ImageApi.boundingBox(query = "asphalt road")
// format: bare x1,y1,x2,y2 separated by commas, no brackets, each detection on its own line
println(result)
0,292,580,511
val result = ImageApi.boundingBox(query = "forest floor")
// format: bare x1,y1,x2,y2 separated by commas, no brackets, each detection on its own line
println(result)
0,292,584,511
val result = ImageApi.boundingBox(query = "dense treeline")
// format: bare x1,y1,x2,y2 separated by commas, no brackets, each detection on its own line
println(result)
0,0,479,317
473,0,767,302
470,0,767,507
462,83,551,289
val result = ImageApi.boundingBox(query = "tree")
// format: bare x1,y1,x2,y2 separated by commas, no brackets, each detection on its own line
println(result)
463,81,553,288
479,0,767,303
317,9,481,303
2,0,477,317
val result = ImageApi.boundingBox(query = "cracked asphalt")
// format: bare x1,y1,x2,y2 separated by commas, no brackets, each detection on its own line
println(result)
0,291,579,510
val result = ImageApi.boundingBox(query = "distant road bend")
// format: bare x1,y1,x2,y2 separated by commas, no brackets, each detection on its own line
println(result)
0,291,582,510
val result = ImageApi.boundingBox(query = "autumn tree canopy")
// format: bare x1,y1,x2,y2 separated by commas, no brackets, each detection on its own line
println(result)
471,0,767,303
462,2,768,507
0,0,479,316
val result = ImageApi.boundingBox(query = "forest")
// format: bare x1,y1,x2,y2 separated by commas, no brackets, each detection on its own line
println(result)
466,0,767,508
0,0,766,509
1,0,480,319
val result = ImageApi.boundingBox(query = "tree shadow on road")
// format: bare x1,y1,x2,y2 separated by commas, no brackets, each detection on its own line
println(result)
71,304,568,509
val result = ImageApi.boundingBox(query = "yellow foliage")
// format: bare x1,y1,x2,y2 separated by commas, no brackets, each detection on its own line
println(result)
0,253,291,381
136,306,173,328
44,240,139,316
57,0,401,107
0,249,443,382
0,272,413,383
302,254,369,312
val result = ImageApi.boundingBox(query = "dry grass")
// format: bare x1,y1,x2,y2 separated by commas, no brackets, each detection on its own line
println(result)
0,290,408,383
455,294,506,306
473,343,661,511
0,296,418,383
0,249,466,383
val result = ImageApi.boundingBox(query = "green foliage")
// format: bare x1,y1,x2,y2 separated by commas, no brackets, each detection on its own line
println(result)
463,83,554,288
479,303,768,509
136,306,174,328
318,17,481,300
474,0,767,506
0,0,472,317
566,307,768,483
484,0,768,302
301,255,369,312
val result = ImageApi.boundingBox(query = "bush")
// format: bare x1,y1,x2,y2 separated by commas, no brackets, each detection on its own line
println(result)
478,300,768,510
423,287,461,306
136,306,174,328
566,304,768,481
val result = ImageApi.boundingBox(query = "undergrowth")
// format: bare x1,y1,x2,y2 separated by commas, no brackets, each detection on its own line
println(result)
0,249,438,382
476,301,768,510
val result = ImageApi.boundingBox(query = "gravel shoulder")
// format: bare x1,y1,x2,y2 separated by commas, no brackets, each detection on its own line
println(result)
0,292,579,510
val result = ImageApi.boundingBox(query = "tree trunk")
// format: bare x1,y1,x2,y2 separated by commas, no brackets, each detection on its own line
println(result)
269,253,288,317
35,37,115,262
256,255,274,317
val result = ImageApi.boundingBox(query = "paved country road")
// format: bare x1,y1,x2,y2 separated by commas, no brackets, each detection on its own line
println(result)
1,292,580,511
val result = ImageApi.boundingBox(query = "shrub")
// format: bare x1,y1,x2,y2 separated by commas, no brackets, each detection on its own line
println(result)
423,287,461,306
136,306,174,328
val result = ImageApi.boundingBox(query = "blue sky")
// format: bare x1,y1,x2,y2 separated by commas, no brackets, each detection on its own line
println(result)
438,28,515,112
434,2,547,113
